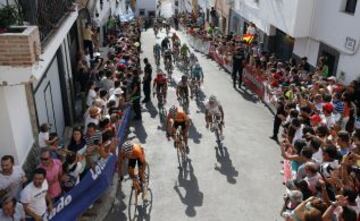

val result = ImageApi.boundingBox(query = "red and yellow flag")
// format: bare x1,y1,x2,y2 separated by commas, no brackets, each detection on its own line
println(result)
242,34,255,44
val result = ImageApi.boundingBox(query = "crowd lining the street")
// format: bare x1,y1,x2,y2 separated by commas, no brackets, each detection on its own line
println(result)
177,11,360,221
0,17,144,220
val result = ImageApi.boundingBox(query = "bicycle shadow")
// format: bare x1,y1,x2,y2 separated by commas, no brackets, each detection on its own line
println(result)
173,160,203,217
189,122,202,144
144,101,158,119
214,146,239,184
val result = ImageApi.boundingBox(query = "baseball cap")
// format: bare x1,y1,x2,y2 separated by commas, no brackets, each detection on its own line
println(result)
310,114,322,124
322,103,334,113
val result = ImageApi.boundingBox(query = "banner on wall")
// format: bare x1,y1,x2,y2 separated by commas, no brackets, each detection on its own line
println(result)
46,156,116,221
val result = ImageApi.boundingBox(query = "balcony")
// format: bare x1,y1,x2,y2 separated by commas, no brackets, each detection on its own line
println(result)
20,0,76,45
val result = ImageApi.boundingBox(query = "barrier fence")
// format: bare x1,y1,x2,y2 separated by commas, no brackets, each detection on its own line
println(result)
48,106,132,221
182,27,277,114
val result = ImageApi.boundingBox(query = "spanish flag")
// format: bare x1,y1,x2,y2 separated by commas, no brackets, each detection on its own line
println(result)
242,34,255,44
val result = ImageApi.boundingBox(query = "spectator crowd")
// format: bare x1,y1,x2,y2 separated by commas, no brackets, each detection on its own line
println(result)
0,17,143,220
177,11,360,221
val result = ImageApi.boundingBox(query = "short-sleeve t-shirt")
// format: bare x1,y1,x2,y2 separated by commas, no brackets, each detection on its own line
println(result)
0,202,25,221
0,166,25,201
38,132,49,148
20,180,49,217
39,159,62,199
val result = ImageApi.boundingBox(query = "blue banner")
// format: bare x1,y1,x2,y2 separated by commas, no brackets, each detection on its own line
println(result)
47,155,116,221
46,106,132,220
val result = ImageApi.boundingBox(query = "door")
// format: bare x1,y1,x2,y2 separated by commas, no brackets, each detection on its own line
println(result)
34,56,65,136
274,29,294,61
318,43,340,77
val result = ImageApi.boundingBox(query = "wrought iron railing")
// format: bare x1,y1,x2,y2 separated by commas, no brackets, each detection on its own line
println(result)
20,0,75,44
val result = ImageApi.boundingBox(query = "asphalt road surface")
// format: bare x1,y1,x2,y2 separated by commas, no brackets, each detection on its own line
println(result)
105,27,284,221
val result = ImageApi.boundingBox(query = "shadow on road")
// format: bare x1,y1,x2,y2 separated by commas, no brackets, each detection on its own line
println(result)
214,146,239,184
194,91,206,114
144,101,158,118
189,122,202,144
234,87,259,103
174,160,203,217
131,120,148,143
104,187,127,221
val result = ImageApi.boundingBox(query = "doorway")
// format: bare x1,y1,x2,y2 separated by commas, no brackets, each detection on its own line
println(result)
318,43,340,76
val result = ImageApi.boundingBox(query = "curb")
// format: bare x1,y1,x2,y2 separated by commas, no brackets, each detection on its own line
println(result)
79,173,119,221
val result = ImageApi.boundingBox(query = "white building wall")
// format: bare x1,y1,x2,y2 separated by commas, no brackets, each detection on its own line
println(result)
293,0,360,84
234,0,314,38
0,85,34,165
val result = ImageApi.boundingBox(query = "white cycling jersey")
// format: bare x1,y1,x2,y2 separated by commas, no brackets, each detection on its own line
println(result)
205,101,222,116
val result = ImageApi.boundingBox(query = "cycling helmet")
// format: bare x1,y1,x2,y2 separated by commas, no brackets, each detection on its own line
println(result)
122,141,134,153
169,105,177,115
209,95,217,103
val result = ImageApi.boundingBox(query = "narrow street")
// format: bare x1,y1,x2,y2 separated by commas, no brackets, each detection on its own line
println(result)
105,27,283,221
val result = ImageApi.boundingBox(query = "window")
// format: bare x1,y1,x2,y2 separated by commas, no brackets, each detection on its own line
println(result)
345,0,357,14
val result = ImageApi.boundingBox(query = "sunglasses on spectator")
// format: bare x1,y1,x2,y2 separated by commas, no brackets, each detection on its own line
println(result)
41,157,50,161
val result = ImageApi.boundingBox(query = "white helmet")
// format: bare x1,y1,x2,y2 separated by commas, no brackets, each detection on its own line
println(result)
209,95,217,103
169,105,177,115
122,141,133,154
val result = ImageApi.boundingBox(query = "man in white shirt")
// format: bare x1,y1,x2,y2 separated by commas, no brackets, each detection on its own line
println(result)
20,168,52,221
0,197,25,221
108,88,123,107
0,155,26,202
38,123,58,149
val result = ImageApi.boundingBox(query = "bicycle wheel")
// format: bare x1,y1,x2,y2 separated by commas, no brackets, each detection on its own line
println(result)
128,186,138,221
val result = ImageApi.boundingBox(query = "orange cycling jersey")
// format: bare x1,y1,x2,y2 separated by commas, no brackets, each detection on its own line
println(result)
132,144,145,160
174,111,188,123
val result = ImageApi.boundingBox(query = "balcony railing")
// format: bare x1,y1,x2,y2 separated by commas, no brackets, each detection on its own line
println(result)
20,0,75,45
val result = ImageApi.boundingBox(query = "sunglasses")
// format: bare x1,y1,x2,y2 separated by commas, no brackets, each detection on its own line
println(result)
40,157,50,161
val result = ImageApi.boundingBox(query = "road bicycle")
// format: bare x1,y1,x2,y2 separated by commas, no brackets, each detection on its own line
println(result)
154,52,160,67
175,126,187,168
177,92,189,113
190,78,201,101
210,114,222,144
128,163,150,221
156,91,167,126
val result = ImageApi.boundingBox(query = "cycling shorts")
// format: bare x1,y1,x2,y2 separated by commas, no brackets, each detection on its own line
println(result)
128,158,144,169
174,121,186,132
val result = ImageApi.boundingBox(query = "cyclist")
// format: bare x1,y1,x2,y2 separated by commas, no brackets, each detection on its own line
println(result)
166,105,190,150
171,33,180,44
189,52,198,69
180,43,189,60
205,95,225,140
190,62,204,98
176,75,190,104
161,37,171,53
153,70,168,103
163,48,172,69
119,141,147,185
153,43,161,65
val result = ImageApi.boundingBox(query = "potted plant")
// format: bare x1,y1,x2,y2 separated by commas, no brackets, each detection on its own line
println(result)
0,5,20,33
